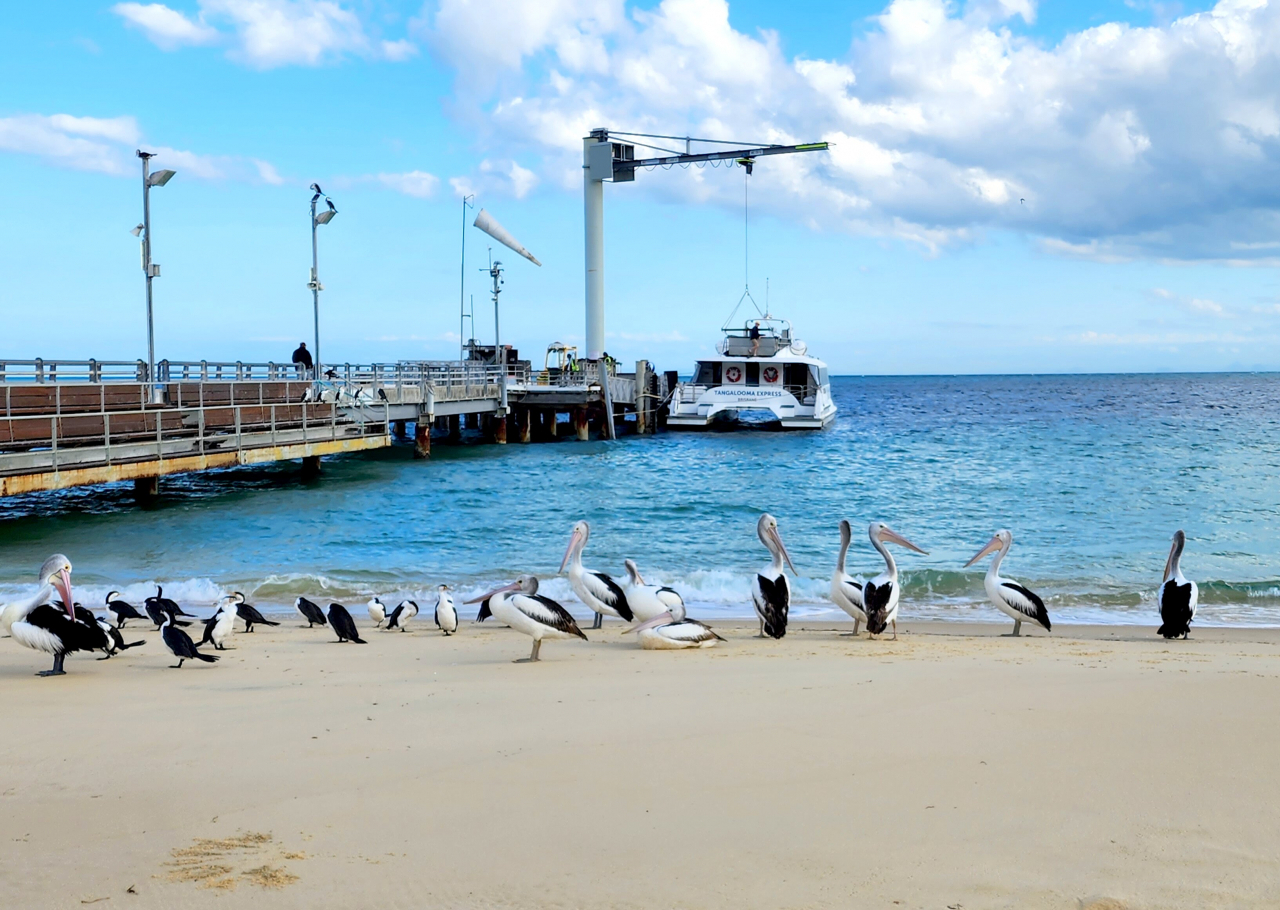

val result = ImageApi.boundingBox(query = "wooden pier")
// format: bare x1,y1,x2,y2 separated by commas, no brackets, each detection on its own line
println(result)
0,356,667,499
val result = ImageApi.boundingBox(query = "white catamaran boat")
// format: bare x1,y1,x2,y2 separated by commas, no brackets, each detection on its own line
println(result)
668,316,836,430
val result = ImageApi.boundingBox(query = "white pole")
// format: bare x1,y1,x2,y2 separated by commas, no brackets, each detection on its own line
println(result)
583,136,605,360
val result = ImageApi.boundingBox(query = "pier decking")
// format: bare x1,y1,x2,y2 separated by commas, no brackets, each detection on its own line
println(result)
0,356,666,497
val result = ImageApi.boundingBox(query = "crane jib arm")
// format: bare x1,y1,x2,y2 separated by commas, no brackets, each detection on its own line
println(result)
598,141,829,182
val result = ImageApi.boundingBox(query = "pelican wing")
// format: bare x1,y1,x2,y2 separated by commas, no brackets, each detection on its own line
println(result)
584,572,634,621
515,594,588,640
656,587,685,611
666,619,724,643
23,605,109,654
1157,580,1196,639
835,577,864,609
753,574,789,639
999,582,1052,631
863,581,893,633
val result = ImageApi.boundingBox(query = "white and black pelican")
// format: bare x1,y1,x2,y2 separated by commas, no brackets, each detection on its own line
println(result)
386,599,418,631
560,520,633,629
831,519,867,635
751,514,796,639
9,555,110,676
368,597,388,628
328,603,366,643
434,585,458,635
863,522,928,640
160,613,219,669
622,559,685,623
965,529,1051,636
623,575,723,650
105,592,146,629
2,556,68,637
1157,529,1198,639
466,574,587,662
295,596,327,627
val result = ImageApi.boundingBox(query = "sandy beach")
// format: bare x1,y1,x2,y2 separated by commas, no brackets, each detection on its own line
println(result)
2,618,1279,909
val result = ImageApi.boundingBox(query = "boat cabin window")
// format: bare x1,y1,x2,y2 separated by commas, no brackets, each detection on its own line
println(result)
783,363,809,389
745,362,760,386
693,362,722,385
818,366,829,386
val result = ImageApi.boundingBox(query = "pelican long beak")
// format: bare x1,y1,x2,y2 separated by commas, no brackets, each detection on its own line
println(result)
883,528,928,556
964,536,1002,568
771,526,797,574
464,581,519,605
55,568,74,619
559,527,584,574
624,611,673,635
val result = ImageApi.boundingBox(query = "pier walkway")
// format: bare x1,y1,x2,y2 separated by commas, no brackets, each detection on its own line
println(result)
0,357,662,497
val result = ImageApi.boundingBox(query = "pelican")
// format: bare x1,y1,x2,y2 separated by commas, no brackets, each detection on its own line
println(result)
1157,530,1197,639
9,555,110,676
386,599,418,631
623,580,722,650
2,556,67,637
965,529,1051,636
368,597,388,628
622,559,685,623
831,519,867,635
751,514,795,639
433,585,458,635
105,592,146,629
560,520,633,629
863,522,928,640
466,574,587,662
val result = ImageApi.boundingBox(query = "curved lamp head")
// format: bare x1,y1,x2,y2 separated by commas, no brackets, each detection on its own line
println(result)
147,169,176,187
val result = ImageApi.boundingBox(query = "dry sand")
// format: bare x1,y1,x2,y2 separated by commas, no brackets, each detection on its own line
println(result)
2,618,1279,909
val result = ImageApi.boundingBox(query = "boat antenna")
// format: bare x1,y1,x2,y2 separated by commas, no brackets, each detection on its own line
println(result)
721,162,764,331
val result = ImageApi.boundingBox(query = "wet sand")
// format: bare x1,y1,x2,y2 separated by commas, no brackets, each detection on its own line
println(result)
2,619,1279,909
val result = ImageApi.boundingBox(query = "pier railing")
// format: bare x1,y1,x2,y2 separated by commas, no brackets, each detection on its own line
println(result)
0,375,390,480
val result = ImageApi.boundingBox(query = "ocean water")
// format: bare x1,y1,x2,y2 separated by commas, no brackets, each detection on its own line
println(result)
2,373,1279,627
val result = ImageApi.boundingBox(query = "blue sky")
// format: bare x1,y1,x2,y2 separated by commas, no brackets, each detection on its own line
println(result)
2,0,1279,374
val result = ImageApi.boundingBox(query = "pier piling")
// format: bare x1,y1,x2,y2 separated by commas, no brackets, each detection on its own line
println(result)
132,476,158,503
574,407,589,441
301,455,322,479
413,421,431,459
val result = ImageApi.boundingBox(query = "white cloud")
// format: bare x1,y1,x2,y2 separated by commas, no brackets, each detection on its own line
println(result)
449,159,541,200
113,1,416,68
376,170,440,197
0,112,282,183
422,0,1280,261
254,158,285,184
113,2,219,49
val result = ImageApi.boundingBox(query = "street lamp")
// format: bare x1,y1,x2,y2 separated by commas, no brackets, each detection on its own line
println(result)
308,183,337,381
136,150,176,404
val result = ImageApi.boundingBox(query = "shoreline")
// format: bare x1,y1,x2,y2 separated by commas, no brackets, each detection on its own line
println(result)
4,618,1280,908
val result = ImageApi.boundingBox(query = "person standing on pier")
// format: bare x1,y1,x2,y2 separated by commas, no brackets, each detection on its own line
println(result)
292,342,313,378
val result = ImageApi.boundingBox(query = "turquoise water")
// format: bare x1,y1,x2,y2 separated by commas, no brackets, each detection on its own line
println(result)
2,373,1279,626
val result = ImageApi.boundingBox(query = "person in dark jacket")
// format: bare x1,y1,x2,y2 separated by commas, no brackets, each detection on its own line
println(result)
292,342,313,377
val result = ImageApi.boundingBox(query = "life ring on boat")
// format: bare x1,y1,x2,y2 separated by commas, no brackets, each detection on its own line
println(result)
762,366,779,383
725,365,742,383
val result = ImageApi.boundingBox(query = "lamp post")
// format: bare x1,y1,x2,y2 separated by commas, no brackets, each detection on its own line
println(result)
308,183,337,381
135,150,176,404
